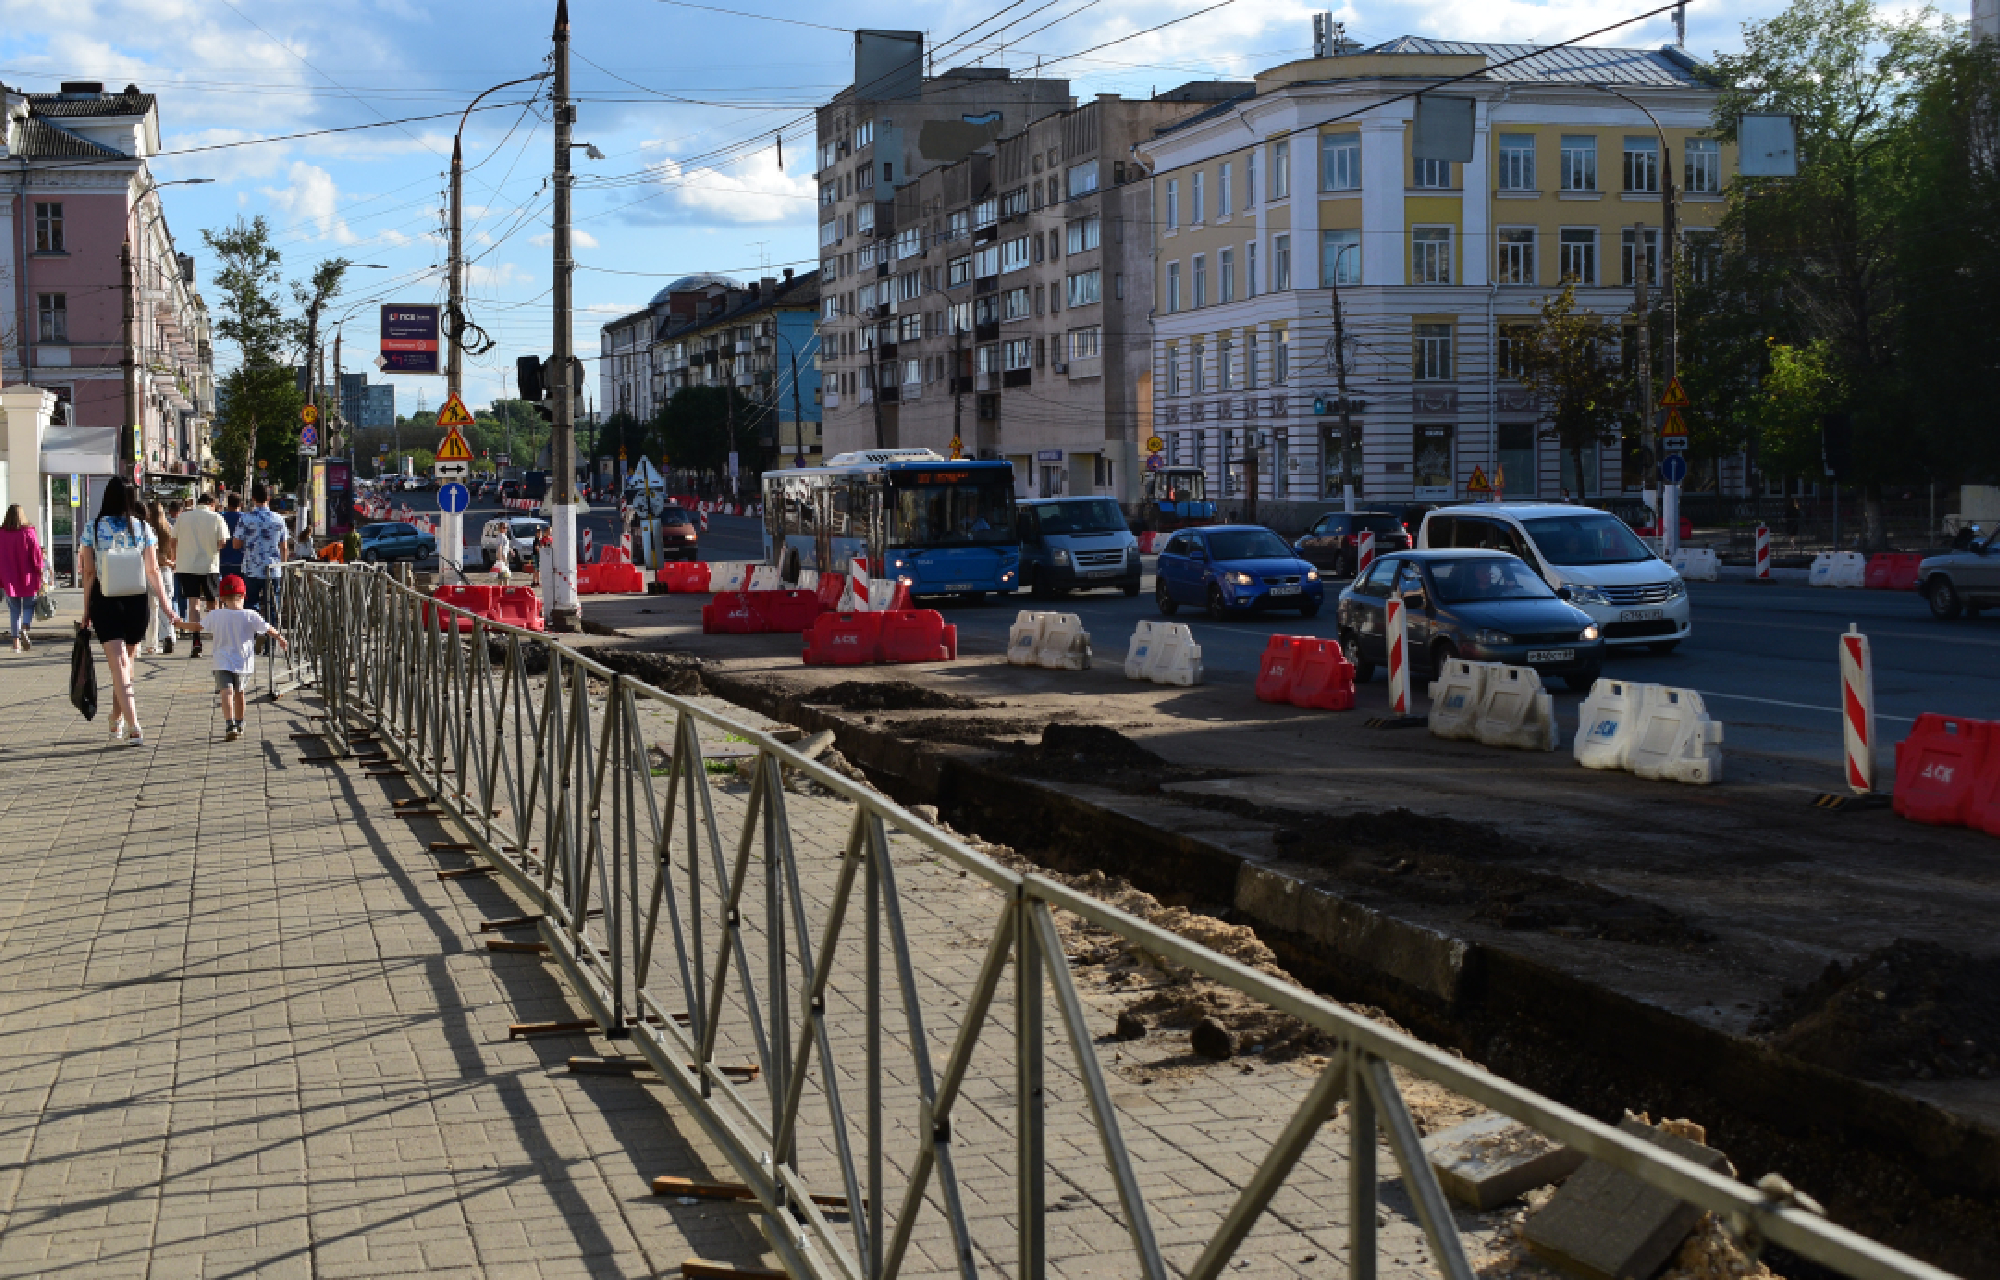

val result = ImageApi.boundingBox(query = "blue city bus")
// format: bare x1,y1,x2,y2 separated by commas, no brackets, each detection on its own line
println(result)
762,450,1020,599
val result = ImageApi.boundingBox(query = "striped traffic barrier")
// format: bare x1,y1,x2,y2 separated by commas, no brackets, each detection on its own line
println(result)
1356,529,1375,580
1841,624,1876,794
1387,596,1411,715
1755,524,1771,581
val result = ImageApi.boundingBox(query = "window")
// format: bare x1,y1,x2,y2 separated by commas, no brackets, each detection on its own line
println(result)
822,296,841,321
947,254,972,286
1416,157,1451,189
1192,171,1206,223
893,226,922,259
899,313,924,341
973,198,998,228
36,293,66,342
1219,161,1233,217
1192,255,1207,307
1066,216,1100,255
1003,338,1034,370
1558,228,1597,283
948,300,973,333
1219,249,1235,303
1274,235,1291,291
820,219,840,248
977,343,1001,373
1192,340,1207,393
1066,269,1101,306
1321,133,1360,191
1000,237,1032,273
948,210,970,240
1622,227,1660,285
855,120,874,148
896,270,922,302
1218,338,1234,390
857,282,878,312
1684,138,1721,194
1497,324,1535,379
1069,327,1101,360
902,358,921,386
1166,346,1182,396
1274,327,1289,384
1003,287,1032,320
1496,227,1535,284
820,181,837,207
1498,135,1536,191
1246,241,1258,298
1684,228,1720,283
1322,229,1360,286
1245,333,1259,389
857,163,875,192
1411,227,1452,285
1245,150,1257,205
856,203,876,234
1560,135,1598,191
1166,262,1182,313
973,246,1000,278
1066,162,1099,198
1413,323,1453,380
1166,178,1179,231
1623,136,1659,193
1272,140,1290,198
34,202,64,253
1000,186,1029,218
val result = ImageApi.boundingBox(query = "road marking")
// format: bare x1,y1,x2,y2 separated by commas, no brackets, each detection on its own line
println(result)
1690,615,2000,648
1678,689,1916,723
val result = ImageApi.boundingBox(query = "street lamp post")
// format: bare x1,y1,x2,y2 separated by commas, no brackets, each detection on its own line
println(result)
1327,241,1359,514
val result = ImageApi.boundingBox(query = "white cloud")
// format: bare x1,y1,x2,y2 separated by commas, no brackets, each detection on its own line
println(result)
636,142,816,226
262,161,355,243
530,228,599,249
468,261,530,289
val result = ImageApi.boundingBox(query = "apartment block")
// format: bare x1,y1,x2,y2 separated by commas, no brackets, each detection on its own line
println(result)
1146,38,1731,513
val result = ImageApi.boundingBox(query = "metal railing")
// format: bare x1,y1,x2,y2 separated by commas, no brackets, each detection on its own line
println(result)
278,561,1954,1280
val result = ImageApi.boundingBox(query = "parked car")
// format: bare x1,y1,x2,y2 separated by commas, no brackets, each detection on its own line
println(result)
1418,504,1689,653
1293,510,1413,577
1154,524,1324,619
1337,550,1604,690
499,480,523,501
356,521,436,563
1016,497,1141,597
480,516,548,569
1918,532,2000,619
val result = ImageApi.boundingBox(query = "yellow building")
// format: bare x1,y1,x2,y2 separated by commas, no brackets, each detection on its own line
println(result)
1143,37,1731,512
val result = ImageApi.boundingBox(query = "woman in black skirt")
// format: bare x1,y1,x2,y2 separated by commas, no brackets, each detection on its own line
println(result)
79,477,181,746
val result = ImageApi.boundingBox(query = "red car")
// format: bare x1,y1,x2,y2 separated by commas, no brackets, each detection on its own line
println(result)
1633,514,1695,540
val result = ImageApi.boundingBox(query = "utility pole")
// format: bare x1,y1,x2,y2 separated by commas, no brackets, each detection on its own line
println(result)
1330,246,1356,514
441,129,468,582
1634,220,1655,524
952,323,964,458
332,329,343,456
121,239,139,480
790,343,806,465
548,0,580,630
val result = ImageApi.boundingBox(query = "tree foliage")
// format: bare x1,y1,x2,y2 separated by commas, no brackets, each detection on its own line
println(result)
654,386,760,482
201,216,290,367
1509,283,1635,495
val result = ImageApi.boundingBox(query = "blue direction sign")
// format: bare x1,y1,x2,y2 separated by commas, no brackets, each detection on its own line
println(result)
437,482,470,514
1659,453,1688,484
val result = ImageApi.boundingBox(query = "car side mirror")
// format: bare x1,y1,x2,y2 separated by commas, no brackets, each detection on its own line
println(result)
1555,586,1573,601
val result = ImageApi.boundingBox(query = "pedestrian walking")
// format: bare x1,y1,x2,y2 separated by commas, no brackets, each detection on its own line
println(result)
230,483,290,621
79,476,181,747
220,492,245,580
173,573,284,741
145,500,179,655
172,492,229,660
0,505,45,653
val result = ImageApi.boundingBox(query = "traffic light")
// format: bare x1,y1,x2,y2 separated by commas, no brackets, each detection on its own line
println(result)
1821,411,1853,478
515,355,545,402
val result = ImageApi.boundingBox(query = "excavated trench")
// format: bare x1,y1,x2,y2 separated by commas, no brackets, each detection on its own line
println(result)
582,655,2000,1278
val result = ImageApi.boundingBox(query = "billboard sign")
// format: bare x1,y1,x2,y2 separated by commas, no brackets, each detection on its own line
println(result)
380,304,442,375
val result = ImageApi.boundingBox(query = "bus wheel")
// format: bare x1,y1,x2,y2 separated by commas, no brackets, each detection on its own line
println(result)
1029,569,1054,599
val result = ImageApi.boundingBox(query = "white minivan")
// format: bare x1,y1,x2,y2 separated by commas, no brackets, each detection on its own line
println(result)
1417,504,1690,652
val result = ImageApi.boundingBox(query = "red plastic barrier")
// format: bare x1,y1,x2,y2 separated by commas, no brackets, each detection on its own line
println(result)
574,564,602,596
702,592,767,634
656,561,712,593
424,584,502,632
1254,635,1305,703
814,572,847,612
598,546,633,566
1893,714,1988,827
878,609,956,663
1864,553,1923,591
756,590,824,633
492,586,546,631
803,611,884,665
595,563,646,594
1288,639,1356,711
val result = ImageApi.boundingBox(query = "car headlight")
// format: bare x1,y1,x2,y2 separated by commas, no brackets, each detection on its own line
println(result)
1051,549,1070,567
1567,583,1612,606
1305,569,1320,581
1581,624,1600,641
1471,629,1512,646
1225,570,1256,586
1666,577,1688,599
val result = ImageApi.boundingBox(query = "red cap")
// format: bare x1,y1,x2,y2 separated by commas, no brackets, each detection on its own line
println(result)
219,574,247,597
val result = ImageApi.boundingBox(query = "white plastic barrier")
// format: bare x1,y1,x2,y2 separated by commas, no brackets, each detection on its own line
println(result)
1124,620,1159,680
1809,551,1867,588
1671,548,1719,581
1628,686,1724,784
1007,611,1051,666
1474,664,1559,752
1427,660,1491,741
1142,623,1204,686
746,565,783,592
795,569,820,593
710,562,751,593
1574,678,1647,771
1036,614,1091,671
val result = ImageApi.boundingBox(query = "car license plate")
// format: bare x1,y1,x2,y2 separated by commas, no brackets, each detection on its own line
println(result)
1269,584,1301,596
1526,648,1575,664
1620,608,1663,622
1086,568,1116,578
945,582,972,592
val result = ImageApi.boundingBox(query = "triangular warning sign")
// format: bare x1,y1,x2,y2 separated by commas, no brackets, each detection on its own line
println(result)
435,426,474,463
1467,465,1490,492
1658,376,1690,409
436,392,476,429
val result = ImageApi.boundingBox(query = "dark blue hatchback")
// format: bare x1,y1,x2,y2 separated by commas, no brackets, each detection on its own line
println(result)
1154,524,1325,620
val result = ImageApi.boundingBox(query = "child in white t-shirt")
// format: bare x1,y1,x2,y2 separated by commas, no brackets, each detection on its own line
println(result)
174,573,286,740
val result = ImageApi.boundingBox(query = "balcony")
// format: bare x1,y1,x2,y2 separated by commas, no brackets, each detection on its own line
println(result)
824,390,841,409
878,342,897,361
950,375,974,395
1002,368,1033,388
974,321,999,343
879,385,900,403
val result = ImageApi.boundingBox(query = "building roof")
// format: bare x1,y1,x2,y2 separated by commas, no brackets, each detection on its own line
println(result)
26,88,157,117
654,270,820,343
10,117,128,159
1363,37,1705,87
647,273,741,307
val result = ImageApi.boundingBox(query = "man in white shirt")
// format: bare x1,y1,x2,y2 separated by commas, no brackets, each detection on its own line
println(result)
172,492,231,660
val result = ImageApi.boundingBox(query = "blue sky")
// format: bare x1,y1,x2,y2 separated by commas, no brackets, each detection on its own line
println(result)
1,0,1789,410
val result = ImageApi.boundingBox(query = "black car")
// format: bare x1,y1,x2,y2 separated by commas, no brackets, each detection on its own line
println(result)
1293,510,1413,577
1336,549,1604,691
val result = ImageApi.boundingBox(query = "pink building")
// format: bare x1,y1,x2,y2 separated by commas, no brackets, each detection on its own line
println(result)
0,80,215,485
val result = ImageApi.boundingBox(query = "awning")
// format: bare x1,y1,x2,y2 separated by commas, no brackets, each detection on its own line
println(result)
40,423,119,476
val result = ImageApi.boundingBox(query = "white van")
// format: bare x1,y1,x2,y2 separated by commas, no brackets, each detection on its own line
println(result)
1418,504,1690,652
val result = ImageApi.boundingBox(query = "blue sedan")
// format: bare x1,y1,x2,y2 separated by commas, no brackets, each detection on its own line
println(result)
357,521,437,564
1154,524,1326,620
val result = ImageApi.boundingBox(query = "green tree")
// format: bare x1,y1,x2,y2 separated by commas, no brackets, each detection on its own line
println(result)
201,217,303,482
1508,283,1635,497
655,386,758,483
1746,339,1844,478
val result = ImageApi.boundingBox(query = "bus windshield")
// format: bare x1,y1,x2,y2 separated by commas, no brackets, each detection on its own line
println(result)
891,479,1015,547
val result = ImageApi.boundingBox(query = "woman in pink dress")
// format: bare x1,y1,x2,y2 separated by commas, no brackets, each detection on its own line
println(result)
0,505,45,652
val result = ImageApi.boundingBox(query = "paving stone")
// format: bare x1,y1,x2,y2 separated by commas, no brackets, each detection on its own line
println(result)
1523,1115,1733,1280
1424,1111,1586,1211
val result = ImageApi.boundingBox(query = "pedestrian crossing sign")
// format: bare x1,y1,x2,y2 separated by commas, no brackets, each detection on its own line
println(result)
435,425,474,464
435,392,476,429
1467,465,1490,492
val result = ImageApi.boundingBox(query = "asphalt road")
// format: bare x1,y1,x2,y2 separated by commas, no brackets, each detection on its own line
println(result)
685,512,2000,767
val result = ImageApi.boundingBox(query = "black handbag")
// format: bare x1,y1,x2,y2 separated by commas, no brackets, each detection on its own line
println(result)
69,624,97,721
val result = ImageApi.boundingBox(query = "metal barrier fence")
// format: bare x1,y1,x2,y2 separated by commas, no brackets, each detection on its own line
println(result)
277,561,1951,1280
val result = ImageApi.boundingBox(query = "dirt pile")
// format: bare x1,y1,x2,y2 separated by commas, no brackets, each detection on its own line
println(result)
1003,722,1229,794
1754,939,2000,1081
803,680,992,712
579,647,705,695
